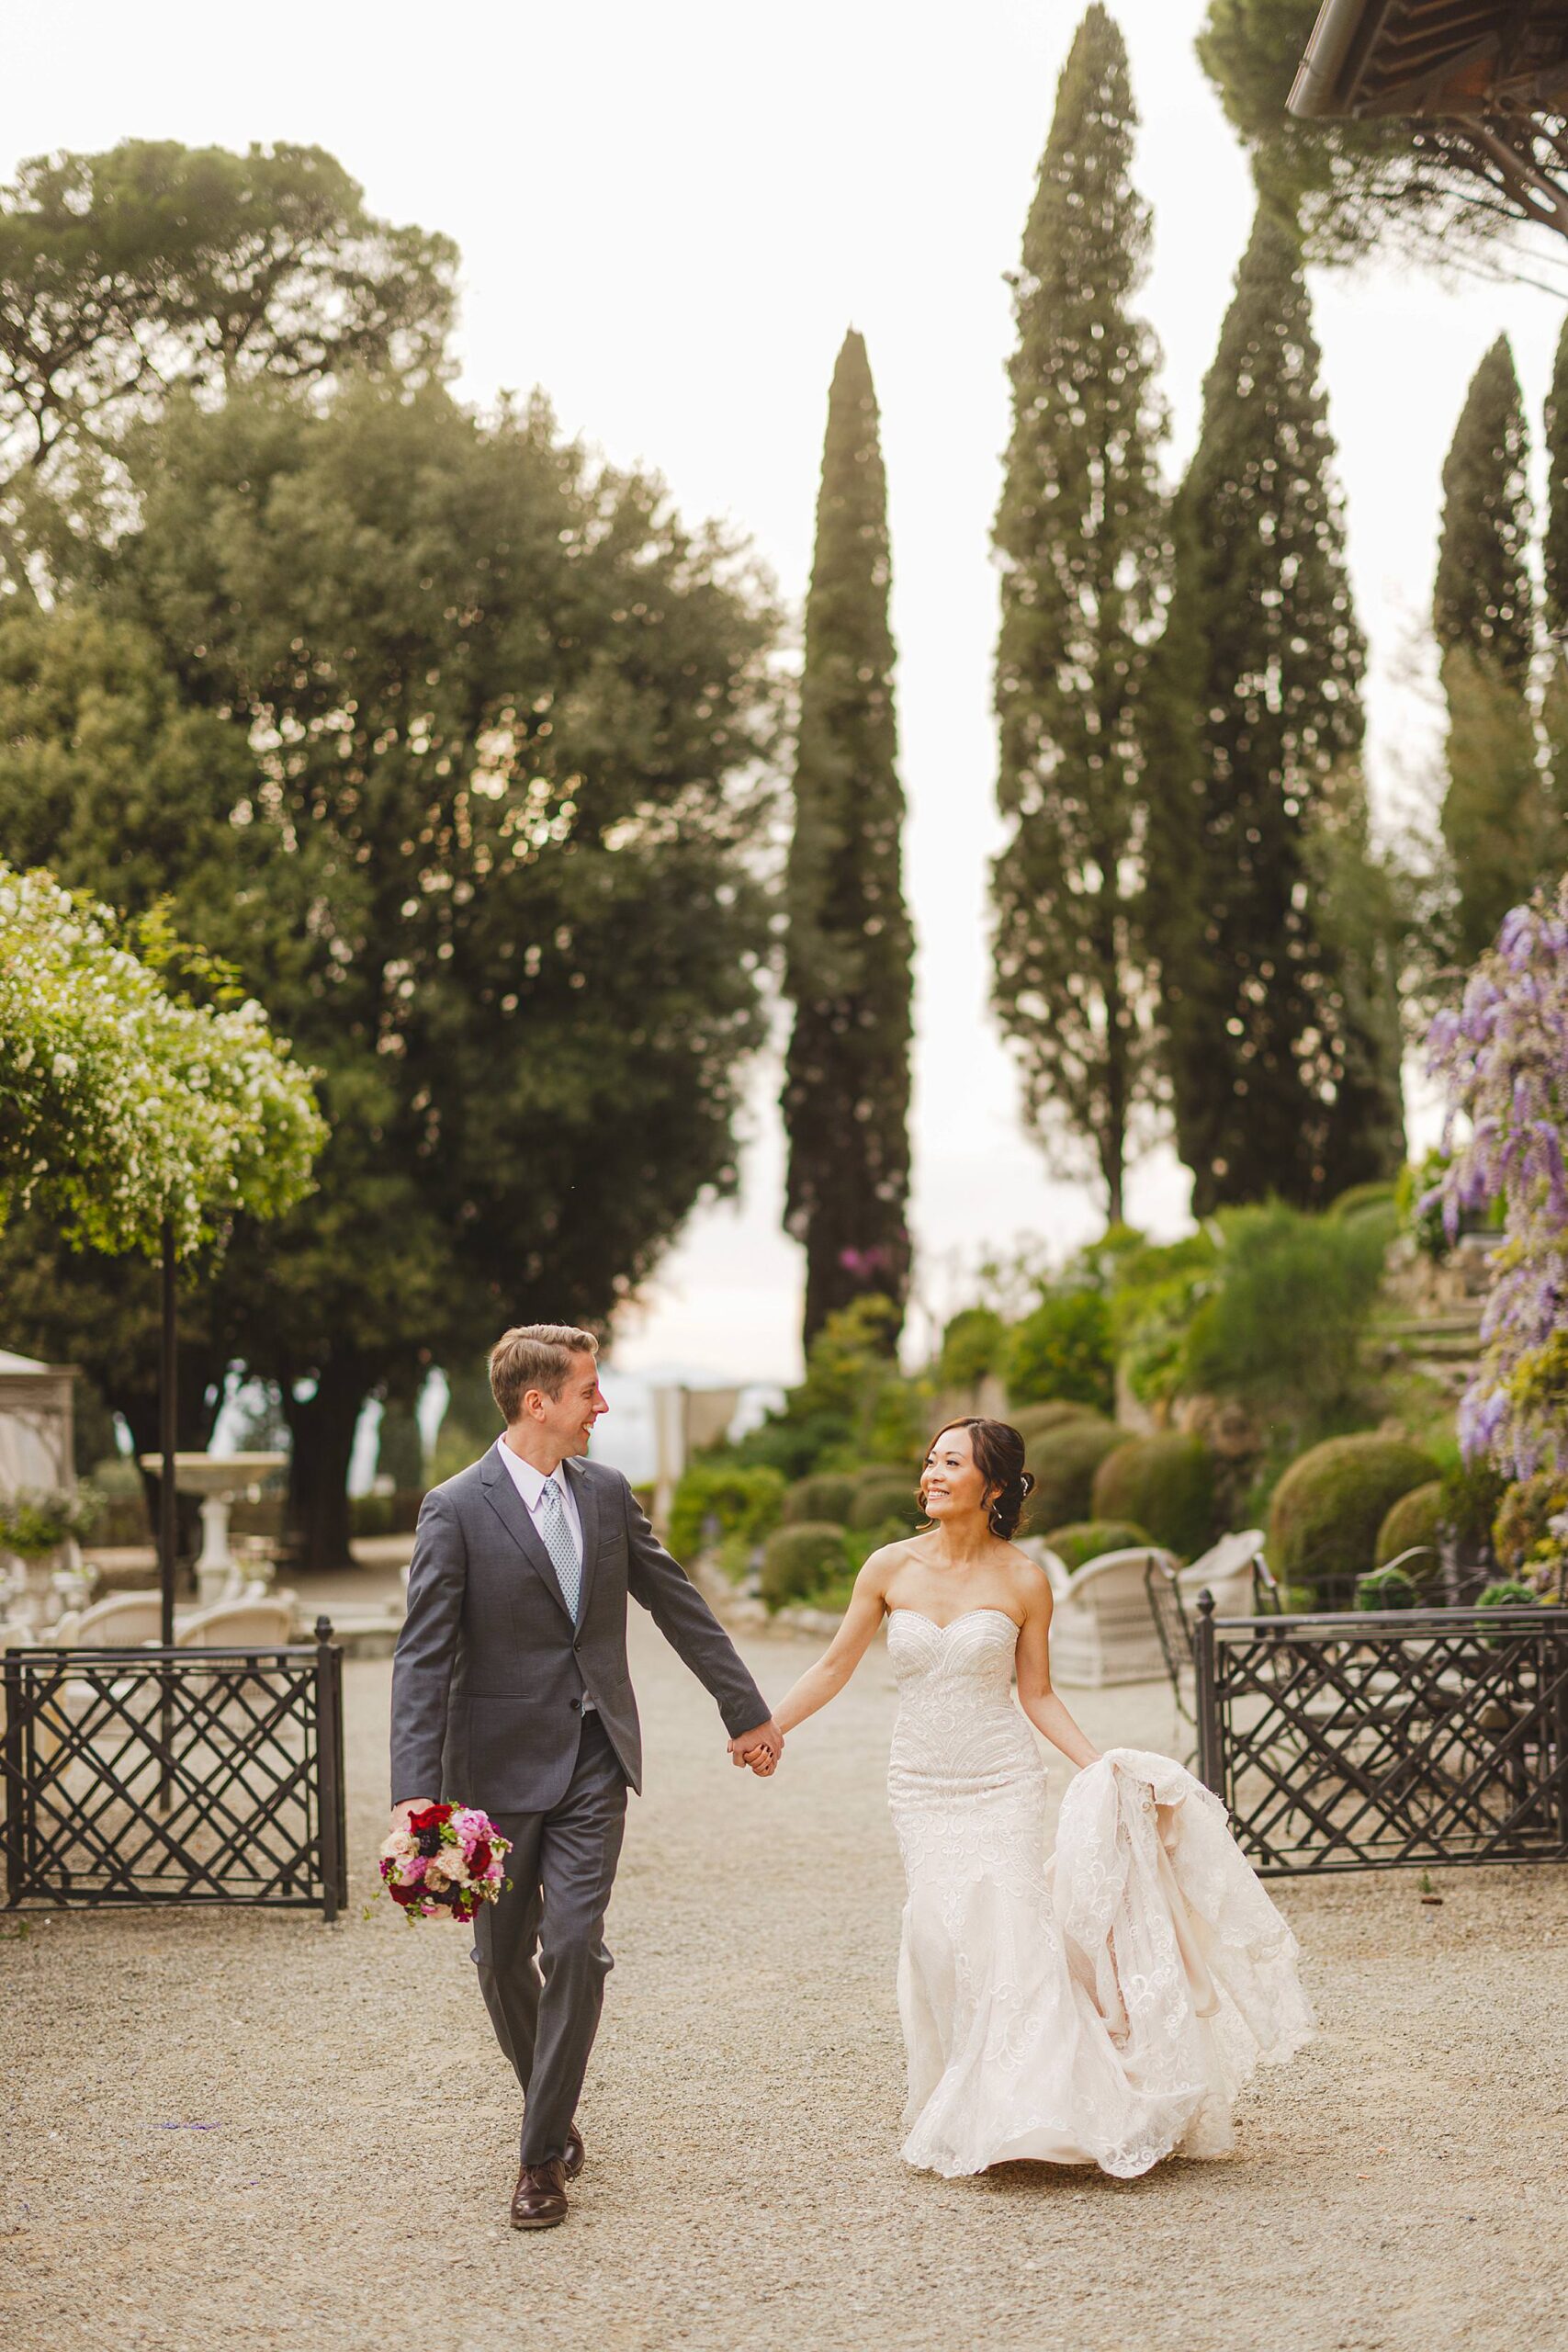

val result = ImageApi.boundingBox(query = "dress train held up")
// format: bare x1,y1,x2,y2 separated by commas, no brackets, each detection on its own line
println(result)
886,1608,1313,2178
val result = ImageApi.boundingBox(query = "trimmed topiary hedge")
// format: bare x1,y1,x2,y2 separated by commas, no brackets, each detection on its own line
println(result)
1010,1400,1100,1448
1373,1479,1443,1570
1091,1433,1214,1560
1268,1434,1439,1603
1042,1521,1153,1573
760,1521,850,1609
782,1472,857,1527
1021,1419,1130,1532
848,1468,923,1532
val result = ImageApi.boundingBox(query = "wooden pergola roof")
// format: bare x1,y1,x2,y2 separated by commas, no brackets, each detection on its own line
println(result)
1289,0,1568,121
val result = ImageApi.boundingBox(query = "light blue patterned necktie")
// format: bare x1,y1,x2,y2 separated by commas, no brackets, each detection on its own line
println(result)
536,1475,581,1621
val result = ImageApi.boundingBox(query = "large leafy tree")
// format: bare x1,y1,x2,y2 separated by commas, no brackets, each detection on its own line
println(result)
0,139,455,599
1147,207,1402,1212
991,5,1169,1225
1199,0,1568,267
783,330,912,1347
1434,338,1549,964
0,382,779,1563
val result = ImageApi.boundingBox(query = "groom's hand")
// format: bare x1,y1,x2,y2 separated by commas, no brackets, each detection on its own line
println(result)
728,1718,784,1776
388,1798,434,1834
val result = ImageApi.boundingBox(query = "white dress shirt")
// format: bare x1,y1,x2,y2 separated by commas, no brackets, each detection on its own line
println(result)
492,1437,593,1710
493,1435,584,1559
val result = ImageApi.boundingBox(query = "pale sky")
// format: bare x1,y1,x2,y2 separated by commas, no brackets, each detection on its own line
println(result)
9,4,1566,1385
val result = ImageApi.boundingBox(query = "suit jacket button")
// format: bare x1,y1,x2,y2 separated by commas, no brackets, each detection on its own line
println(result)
570,1697,581,1712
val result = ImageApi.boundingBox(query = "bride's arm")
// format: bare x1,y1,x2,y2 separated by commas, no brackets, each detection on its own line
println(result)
771,1553,894,1736
1014,1577,1100,1770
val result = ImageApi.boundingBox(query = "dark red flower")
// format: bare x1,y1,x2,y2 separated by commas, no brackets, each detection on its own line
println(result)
407,1803,452,1834
468,1841,491,1878
389,1880,421,1906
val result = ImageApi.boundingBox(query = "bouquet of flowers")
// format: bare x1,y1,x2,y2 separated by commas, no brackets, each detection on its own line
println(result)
378,1803,511,1922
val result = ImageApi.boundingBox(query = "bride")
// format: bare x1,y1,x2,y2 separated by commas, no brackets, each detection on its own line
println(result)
757,1417,1313,2178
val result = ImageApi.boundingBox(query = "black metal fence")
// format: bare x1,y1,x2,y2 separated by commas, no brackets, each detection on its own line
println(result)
1194,1594,1568,1876
1,1617,346,1918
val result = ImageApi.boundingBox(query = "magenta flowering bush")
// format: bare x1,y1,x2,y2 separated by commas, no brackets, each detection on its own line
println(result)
1426,879,1568,1481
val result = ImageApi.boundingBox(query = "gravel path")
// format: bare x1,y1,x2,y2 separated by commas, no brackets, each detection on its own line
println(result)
4,1611,1567,2352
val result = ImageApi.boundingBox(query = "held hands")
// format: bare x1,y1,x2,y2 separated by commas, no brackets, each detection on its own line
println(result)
728,1718,784,1778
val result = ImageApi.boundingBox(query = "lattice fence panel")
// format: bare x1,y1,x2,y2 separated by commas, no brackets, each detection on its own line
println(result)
1195,1604,1568,1876
3,1637,345,1917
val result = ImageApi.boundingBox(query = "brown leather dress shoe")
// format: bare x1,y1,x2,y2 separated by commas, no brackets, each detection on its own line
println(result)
511,2159,568,2230
564,2122,585,2182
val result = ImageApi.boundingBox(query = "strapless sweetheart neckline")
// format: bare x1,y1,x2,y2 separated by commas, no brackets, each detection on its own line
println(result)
885,1606,1021,1635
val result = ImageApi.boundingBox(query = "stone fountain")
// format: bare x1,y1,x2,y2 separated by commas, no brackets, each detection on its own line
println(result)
139,1452,288,1605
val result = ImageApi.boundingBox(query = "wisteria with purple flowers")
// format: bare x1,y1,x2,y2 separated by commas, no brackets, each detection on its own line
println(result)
1425,879,1568,1480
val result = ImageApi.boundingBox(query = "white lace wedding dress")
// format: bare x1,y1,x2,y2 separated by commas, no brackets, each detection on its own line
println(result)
887,1607,1313,2178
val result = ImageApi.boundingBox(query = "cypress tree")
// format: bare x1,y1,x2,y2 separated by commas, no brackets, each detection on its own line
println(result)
1148,206,1400,1213
1536,315,1568,889
1434,337,1533,683
991,5,1169,1227
1435,339,1545,963
783,330,913,1349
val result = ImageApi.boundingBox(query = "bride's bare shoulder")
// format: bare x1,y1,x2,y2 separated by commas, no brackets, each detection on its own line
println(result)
863,1532,932,1596
1002,1543,1055,1612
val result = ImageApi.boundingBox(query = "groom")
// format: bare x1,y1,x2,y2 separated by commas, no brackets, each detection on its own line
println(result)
389,1323,783,2230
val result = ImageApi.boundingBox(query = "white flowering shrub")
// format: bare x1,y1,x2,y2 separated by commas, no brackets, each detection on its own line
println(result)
0,862,325,1254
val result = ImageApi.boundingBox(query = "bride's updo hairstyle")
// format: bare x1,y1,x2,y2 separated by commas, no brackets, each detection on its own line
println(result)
920,1418,1035,1542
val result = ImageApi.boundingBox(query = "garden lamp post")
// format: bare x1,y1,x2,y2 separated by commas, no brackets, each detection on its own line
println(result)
159,1218,177,1650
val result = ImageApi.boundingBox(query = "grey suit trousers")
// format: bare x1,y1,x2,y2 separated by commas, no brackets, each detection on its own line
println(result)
474,1711,628,2167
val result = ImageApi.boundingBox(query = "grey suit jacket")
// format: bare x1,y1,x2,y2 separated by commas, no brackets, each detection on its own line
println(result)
389,1448,770,1813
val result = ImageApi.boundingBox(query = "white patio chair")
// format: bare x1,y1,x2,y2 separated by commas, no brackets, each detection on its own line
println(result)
1179,1529,1267,1621
175,1592,298,1647
47,1591,164,1648
1051,1546,1179,1688
29,1591,165,1771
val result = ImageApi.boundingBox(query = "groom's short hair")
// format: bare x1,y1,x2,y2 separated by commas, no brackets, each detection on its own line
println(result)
489,1323,599,1422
